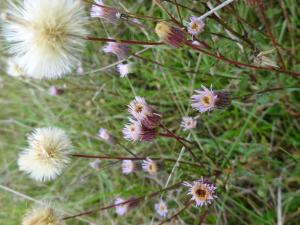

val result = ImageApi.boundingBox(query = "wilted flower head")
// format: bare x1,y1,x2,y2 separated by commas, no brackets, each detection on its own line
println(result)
115,198,129,216
181,117,197,131
128,96,161,129
89,159,101,170
2,0,88,79
188,16,205,36
122,160,135,174
6,57,24,78
191,85,218,113
155,21,186,47
154,200,168,217
117,62,133,78
103,42,130,59
18,127,72,181
98,128,114,144
253,49,279,68
215,91,231,109
183,177,217,207
90,0,119,22
22,206,62,225
48,86,64,96
142,157,158,175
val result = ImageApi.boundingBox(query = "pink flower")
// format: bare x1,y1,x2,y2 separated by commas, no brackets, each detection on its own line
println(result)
191,85,218,113
122,119,142,141
183,178,217,207
114,198,129,216
154,200,168,217
142,157,158,175
181,117,197,131
90,0,119,22
48,86,64,96
128,96,161,129
188,16,205,36
98,128,114,145
103,42,130,59
117,62,132,78
122,160,135,174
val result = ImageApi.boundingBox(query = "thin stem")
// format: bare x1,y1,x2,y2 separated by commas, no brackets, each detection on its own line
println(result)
84,36,163,46
173,0,183,25
159,124,200,162
198,0,235,20
71,154,204,168
186,41,300,77
62,181,183,220
257,4,286,69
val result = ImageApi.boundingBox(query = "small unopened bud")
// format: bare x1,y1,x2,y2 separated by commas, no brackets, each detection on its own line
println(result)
155,21,186,48
48,86,64,96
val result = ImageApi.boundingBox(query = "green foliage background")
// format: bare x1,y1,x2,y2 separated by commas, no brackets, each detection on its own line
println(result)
0,0,299,224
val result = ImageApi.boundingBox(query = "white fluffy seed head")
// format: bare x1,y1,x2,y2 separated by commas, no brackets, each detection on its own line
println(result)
18,127,72,182
2,0,88,79
22,205,63,225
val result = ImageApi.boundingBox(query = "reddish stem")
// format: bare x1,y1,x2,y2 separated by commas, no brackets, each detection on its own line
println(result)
85,36,163,46
71,154,203,168
186,41,300,78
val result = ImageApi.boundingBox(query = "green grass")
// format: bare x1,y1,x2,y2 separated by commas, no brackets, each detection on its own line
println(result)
0,0,300,224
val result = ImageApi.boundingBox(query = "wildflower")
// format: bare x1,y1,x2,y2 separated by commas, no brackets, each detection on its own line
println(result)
188,16,205,36
2,0,88,79
122,160,135,174
98,128,114,145
181,117,197,131
183,178,217,207
48,86,64,96
18,127,72,181
117,62,133,78
191,85,218,113
115,198,129,216
103,42,130,59
154,200,168,217
142,157,158,175
90,0,119,22
128,96,161,129
122,119,142,141
155,21,186,47
122,119,156,142
253,49,279,68
6,57,24,78
89,159,101,170
22,206,61,225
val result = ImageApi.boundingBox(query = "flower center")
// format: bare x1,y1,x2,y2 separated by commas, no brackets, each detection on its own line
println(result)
191,22,198,30
135,103,144,113
201,95,212,106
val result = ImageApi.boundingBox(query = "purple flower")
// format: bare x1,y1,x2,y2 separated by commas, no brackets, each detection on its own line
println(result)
103,42,130,59
48,86,64,96
122,160,135,174
90,0,119,22
188,16,205,36
191,85,218,113
142,157,158,175
117,62,132,78
114,198,129,216
154,200,168,217
183,177,217,207
181,117,197,131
